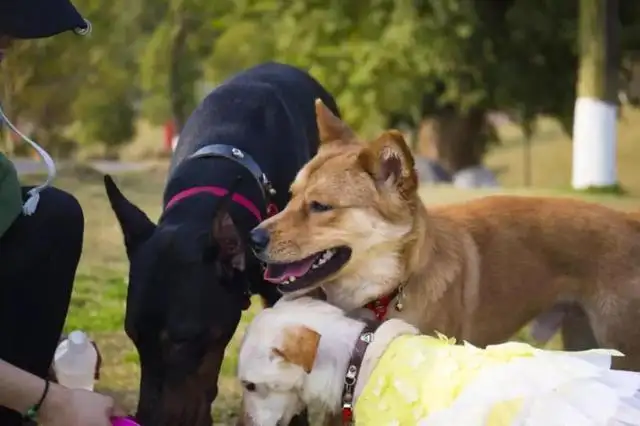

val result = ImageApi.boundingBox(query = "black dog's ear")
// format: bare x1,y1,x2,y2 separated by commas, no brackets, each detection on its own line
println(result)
155,223,209,265
104,175,157,258
211,176,245,271
155,223,197,264
212,210,244,270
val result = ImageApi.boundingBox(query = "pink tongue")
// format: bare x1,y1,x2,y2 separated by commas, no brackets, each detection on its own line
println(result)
264,255,318,283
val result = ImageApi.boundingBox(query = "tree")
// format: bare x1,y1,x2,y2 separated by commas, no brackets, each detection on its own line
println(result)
3,0,640,166
0,34,90,154
137,0,235,131
571,0,619,190
221,0,581,172
68,0,143,152
0,0,144,154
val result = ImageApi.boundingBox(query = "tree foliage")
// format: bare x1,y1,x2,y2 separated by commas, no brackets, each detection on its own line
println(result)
1,0,639,163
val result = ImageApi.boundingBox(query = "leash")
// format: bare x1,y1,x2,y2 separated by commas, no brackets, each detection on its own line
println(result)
0,102,57,215
341,319,381,425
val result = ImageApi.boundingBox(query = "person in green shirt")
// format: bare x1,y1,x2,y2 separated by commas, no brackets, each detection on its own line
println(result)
0,1,126,425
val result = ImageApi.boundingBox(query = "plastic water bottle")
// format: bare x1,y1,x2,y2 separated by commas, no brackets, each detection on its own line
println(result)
53,330,98,391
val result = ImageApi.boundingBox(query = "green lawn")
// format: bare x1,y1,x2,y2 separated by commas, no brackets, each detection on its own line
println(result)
22,107,640,424
487,108,640,195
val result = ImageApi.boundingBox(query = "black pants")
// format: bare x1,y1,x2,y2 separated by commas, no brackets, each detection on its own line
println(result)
0,187,84,424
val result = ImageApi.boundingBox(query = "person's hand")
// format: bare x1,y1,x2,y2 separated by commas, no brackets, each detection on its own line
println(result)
39,384,127,426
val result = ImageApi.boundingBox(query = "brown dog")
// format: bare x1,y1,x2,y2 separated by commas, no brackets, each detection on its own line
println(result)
248,99,640,371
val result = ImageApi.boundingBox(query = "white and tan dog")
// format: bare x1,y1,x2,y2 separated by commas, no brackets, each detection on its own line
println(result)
237,297,640,426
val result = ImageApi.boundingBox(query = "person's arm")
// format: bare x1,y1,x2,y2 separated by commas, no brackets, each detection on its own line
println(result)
0,359,125,426
0,358,64,416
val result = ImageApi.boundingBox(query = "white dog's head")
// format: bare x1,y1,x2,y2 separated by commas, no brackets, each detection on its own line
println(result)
237,299,322,425
237,297,351,426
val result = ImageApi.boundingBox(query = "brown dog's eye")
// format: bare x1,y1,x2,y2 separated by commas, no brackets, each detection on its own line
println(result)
243,381,256,392
309,201,333,213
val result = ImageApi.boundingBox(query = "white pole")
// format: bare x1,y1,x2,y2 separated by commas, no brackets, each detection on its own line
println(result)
571,98,617,189
571,0,619,190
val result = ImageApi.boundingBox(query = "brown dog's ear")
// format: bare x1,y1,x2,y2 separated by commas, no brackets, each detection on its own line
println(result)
315,98,357,145
358,130,418,198
272,325,321,373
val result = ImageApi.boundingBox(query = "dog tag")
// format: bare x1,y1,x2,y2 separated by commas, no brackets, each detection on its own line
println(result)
360,332,373,343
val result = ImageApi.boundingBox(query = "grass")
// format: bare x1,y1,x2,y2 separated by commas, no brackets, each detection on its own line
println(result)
486,107,640,195
21,106,640,424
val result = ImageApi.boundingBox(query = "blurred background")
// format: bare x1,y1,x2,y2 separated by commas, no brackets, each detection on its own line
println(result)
3,0,640,192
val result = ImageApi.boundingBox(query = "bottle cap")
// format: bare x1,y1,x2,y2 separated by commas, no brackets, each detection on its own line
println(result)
68,330,88,350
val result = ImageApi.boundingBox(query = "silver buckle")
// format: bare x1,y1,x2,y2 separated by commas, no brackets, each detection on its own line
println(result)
344,365,357,385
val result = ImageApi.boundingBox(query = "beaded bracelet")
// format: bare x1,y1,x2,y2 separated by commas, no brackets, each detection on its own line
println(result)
23,379,50,421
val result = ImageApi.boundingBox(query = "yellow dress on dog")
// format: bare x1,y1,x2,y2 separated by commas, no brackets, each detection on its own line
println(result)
355,333,640,426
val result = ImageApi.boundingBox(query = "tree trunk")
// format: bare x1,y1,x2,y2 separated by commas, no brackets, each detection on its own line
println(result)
571,0,619,189
417,107,489,173
168,11,189,133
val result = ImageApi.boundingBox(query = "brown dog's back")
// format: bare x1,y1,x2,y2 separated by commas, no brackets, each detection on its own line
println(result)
409,195,640,370
433,195,640,287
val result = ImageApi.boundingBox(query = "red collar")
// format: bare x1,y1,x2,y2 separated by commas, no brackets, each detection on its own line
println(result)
363,288,401,321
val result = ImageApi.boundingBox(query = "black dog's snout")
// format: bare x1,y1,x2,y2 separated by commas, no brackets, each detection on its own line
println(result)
249,227,270,254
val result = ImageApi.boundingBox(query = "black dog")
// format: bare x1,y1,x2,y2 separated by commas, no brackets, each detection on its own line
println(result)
104,62,340,426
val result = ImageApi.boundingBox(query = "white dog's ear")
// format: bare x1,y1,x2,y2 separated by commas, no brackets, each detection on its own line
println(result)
272,325,321,373
358,130,418,198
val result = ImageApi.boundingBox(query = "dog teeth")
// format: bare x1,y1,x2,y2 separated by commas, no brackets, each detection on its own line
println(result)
279,248,339,285
282,276,296,285
311,249,335,269
320,250,334,263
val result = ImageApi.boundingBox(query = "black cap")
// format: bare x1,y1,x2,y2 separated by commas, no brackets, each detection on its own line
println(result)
0,0,91,39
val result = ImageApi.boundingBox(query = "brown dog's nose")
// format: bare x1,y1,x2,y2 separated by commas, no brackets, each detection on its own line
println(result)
249,227,270,255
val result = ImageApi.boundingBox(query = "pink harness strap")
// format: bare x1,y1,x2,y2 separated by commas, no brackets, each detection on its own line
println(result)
165,186,262,221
